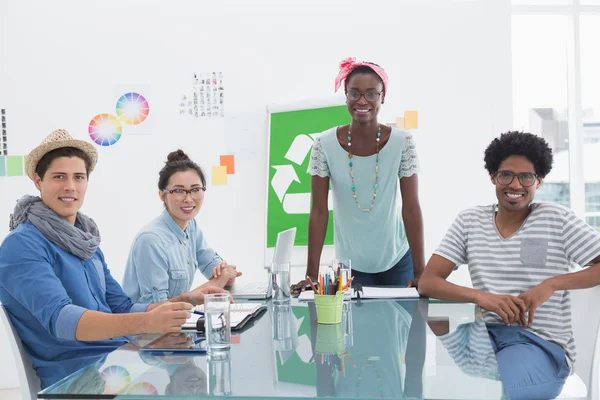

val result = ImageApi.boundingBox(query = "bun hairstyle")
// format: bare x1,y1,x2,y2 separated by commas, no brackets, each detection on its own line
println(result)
158,149,206,191
166,149,191,163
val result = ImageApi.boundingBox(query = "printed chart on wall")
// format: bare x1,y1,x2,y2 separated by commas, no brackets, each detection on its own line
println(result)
267,104,350,247
178,72,225,118
0,108,28,178
87,85,152,147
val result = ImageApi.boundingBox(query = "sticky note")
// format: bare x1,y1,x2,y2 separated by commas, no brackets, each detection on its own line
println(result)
404,111,418,129
212,165,227,185
395,117,405,129
220,154,235,174
231,335,241,344
0,156,6,176
7,155,24,176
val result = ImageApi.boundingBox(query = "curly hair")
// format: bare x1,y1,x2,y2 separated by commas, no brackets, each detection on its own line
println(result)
483,131,553,178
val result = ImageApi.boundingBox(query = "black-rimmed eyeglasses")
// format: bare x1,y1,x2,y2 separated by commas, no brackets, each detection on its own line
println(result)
162,187,206,200
345,90,383,102
494,171,538,187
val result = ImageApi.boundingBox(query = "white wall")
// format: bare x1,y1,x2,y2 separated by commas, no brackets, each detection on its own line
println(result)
0,0,513,389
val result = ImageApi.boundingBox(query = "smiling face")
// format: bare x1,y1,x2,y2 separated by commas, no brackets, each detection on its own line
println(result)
33,156,88,225
492,155,541,213
345,72,384,124
159,169,205,229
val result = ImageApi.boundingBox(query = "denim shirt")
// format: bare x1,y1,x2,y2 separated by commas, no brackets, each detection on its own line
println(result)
122,209,223,303
0,221,148,389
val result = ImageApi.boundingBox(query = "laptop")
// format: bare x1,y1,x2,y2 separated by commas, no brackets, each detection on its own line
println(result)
226,227,296,299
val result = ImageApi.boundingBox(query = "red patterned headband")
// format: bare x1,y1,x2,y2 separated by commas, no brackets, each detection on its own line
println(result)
334,57,388,100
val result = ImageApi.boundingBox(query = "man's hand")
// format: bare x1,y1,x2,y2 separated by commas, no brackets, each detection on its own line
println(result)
518,281,555,326
210,263,242,286
474,292,527,326
187,286,231,305
144,302,193,334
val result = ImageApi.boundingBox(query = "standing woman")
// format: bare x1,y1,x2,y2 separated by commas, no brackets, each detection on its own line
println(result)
123,150,240,303
293,57,425,292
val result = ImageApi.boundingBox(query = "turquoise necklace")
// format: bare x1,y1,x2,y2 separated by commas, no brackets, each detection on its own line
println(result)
347,124,381,213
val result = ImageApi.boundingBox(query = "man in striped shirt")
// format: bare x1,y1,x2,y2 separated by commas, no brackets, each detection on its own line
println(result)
419,131,600,400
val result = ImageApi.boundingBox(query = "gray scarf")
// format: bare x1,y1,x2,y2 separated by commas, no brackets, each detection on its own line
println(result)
9,195,101,260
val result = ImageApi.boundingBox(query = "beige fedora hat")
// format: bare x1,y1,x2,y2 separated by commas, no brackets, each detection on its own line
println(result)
25,129,98,180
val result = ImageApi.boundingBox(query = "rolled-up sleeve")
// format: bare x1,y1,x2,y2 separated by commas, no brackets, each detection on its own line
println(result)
130,233,170,303
129,303,150,313
55,304,87,341
0,234,82,341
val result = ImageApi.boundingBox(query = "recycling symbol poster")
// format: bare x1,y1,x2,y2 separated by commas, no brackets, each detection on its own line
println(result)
267,105,350,247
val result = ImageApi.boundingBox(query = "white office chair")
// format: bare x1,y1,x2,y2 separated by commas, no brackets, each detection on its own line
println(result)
0,305,40,400
558,285,600,400
448,265,598,399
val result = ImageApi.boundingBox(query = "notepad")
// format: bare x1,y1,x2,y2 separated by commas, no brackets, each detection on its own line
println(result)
298,286,419,301
182,303,266,331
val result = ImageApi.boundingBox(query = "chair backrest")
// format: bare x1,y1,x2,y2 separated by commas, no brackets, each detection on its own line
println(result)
272,227,296,265
0,305,40,400
570,285,600,400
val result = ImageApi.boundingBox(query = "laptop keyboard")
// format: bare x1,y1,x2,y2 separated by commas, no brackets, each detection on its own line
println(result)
234,282,269,294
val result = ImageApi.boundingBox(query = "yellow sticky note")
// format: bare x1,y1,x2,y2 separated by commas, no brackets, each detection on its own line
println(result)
395,117,405,129
404,111,418,129
212,166,227,185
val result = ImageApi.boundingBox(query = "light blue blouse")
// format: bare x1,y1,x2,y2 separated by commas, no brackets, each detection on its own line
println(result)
307,126,420,274
122,209,223,303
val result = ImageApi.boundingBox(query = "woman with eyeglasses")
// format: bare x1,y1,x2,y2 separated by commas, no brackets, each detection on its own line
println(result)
122,150,240,303
292,57,425,293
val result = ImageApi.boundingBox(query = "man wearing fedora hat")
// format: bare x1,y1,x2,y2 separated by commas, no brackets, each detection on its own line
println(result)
0,129,227,389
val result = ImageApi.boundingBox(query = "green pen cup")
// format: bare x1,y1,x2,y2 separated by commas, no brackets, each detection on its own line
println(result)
315,322,345,355
314,291,345,324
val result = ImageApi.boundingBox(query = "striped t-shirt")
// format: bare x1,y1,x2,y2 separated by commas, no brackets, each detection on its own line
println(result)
439,319,501,381
434,202,600,364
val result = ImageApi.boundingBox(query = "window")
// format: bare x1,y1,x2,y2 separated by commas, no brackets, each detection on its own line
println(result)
581,15,600,230
512,1,600,230
511,15,570,207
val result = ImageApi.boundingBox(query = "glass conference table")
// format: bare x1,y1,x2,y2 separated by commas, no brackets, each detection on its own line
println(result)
39,297,507,399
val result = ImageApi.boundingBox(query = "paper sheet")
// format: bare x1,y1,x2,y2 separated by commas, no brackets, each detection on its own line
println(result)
212,165,227,185
220,154,235,174
298,286,419,301
404,110,419,129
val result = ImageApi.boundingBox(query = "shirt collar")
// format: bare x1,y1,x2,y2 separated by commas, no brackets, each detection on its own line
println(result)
161,208,188,243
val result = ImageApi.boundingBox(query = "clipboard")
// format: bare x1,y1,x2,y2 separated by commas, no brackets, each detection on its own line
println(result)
182,303,267,332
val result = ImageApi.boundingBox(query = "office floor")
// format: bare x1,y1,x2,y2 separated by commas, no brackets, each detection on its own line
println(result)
0,387,20,400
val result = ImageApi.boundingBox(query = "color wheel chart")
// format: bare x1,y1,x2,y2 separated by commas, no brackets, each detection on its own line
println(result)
88,114,122,146
127,382,158,395
100,365,131,394
116,92,149,125
87,88,151,147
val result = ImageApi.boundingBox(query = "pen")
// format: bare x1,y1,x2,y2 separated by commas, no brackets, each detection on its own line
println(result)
319,274,324,295
345,352,356,367
342,277,354,291
193,310,204,316
306,276,319,294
